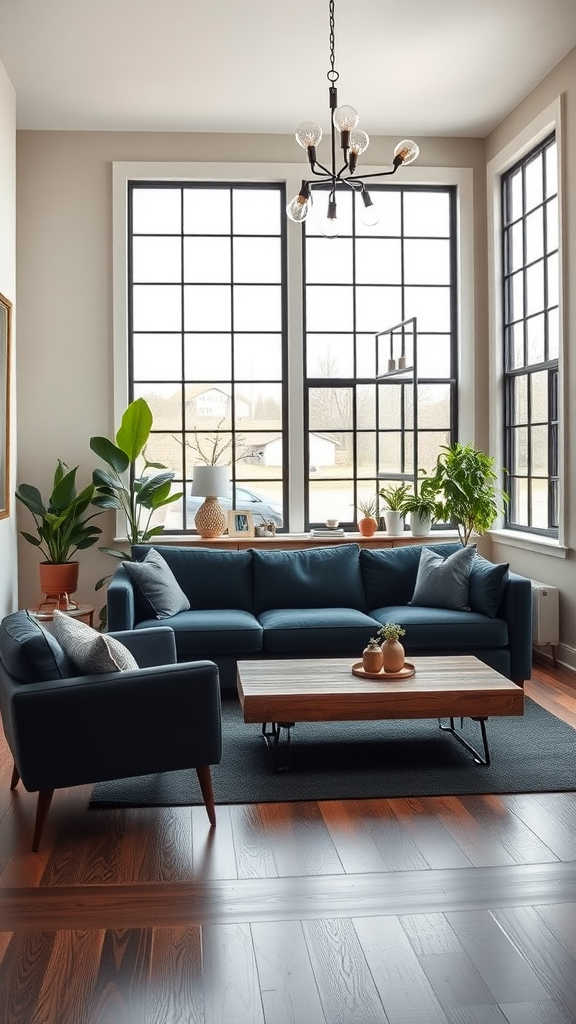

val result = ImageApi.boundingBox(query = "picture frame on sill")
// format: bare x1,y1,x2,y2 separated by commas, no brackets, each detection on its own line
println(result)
227,510,254,537
0,292,12,521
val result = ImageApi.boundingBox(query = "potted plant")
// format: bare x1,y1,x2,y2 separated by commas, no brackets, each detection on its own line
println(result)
16,460,103,605
356,496,379,537
399,474,440,537
376,621,406,673
428,442,508,546
90,397,182,622
378,482,411,536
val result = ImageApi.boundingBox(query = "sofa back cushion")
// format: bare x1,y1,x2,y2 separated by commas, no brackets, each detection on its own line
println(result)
253,544,365,614
0,610,76,683
360,542,462,610
131,545,255,613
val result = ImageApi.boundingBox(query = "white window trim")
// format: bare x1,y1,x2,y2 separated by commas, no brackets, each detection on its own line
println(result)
113,161,474,534
486,97,565,548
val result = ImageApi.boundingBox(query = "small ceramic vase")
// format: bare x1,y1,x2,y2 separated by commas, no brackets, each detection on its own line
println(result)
381,638,405,673
362,641,384,674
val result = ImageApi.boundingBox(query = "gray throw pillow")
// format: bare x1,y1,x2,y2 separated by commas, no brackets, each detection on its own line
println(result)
123,548,190,619
52,610,139,673
409,544,477,611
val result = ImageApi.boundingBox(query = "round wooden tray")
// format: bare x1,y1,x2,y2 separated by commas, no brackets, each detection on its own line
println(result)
351,661,416,680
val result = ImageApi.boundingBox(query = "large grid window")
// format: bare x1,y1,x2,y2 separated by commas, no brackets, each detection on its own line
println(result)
128,182,287,532
502,133,559,534
304,184,457,527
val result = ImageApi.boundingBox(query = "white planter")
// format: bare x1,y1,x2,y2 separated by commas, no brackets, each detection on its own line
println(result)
410,512,431,536
383,510,404,535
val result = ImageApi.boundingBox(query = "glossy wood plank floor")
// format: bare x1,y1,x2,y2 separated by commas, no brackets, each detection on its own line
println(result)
1,659,575,1023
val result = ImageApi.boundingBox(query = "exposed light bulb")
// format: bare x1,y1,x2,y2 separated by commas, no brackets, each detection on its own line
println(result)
320,198,340,238
393,139,420,167
359,190,379,227
295,121,323,148
286,194,310,223
349,129,369,156
348,128,370,172
333,105,359,133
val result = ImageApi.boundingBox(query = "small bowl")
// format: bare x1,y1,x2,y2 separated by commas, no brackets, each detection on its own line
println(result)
325,518,339,529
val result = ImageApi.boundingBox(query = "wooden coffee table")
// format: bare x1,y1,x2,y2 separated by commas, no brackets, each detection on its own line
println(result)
236,655,524,771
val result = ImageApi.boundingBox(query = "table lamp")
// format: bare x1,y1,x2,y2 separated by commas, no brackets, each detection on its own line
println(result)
191,465,230,538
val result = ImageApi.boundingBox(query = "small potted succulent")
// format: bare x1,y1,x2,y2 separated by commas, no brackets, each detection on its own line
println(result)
356,496,379,537
376,621,406,673
399,473,440,537
378,482,411,535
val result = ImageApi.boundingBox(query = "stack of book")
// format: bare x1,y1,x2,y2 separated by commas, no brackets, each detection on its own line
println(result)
309,527,346,538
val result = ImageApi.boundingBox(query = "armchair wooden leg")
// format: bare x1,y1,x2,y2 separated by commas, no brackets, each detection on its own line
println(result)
10,764,20,789
32,790,54,852
195,765,216,826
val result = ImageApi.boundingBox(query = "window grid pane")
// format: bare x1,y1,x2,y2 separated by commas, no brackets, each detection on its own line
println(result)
501,132,559,535
304,184,457,529
128,182,287,533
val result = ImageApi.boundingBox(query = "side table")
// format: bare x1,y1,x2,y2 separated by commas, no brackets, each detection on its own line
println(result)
29,605,95,628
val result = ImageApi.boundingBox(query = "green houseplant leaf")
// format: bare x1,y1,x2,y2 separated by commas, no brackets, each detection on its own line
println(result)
15,460,103,564
429,442,508,546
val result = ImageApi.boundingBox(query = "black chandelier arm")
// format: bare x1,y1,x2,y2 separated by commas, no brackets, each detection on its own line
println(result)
346,162,403,183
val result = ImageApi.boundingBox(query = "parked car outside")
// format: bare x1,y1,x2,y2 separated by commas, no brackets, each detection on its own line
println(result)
164,484,283,532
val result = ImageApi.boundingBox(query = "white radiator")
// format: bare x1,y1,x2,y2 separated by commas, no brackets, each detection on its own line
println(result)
531,580,559,647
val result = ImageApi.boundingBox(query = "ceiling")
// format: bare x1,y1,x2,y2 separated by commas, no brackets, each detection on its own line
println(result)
1,0,576,138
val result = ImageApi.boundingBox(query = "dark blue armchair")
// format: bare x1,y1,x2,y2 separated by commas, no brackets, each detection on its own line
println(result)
0,611,222,851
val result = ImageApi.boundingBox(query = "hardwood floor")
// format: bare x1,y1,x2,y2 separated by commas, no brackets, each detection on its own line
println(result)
1,660,575,1023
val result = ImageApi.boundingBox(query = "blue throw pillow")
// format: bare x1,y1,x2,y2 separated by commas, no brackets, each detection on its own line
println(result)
409,544,477,611
469,555,509,617
123,548,190,619
360,542,461,610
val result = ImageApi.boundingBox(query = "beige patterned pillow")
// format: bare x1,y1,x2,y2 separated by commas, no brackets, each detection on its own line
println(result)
52,610,139,674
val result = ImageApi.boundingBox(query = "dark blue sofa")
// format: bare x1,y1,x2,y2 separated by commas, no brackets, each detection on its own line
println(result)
106,542,533,694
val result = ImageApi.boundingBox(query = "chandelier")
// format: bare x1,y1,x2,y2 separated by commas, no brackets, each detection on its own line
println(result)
286,0,419,237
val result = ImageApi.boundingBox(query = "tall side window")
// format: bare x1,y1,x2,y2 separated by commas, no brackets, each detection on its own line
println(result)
502,133,559,534
128,182,287,532
304,184,457,527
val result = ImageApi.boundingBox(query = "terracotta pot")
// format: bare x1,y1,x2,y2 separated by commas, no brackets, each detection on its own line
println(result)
362,642,384,674
381,638,405,673
38,561,79,609
358,516,377,537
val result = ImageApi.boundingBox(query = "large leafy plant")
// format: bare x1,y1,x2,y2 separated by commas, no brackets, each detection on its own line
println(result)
90,398,181,594
16,460,102,563
429,442,508,545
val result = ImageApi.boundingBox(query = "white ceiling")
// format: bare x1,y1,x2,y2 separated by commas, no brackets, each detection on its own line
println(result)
1,0,576,138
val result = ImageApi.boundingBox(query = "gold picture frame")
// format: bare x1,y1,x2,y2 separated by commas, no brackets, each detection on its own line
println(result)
227,510,254,538
0,292,12,520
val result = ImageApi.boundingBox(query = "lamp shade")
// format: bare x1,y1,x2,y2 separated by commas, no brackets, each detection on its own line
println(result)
191,465,230,498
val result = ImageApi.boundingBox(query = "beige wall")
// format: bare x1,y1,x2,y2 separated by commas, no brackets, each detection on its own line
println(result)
0,59,17,618
484,46,576,668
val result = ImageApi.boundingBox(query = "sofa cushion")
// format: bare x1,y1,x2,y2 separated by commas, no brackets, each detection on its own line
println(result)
122,548,190,619
361,542,461,610
253,544,365,615
409,544,477,611
258,607,380,655
368,604,508,650
132,545,255,614
469,555,510,617
52,611,139,673
148,608,263,660
0,610,75,683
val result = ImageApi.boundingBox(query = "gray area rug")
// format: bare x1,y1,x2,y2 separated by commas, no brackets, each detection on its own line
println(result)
90,696,576,807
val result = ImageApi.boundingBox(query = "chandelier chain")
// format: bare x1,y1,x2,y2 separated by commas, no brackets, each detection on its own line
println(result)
327,0,338,84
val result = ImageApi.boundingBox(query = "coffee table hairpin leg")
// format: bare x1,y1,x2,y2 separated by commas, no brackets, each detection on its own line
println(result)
261,721,295,772
438,717,491,766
